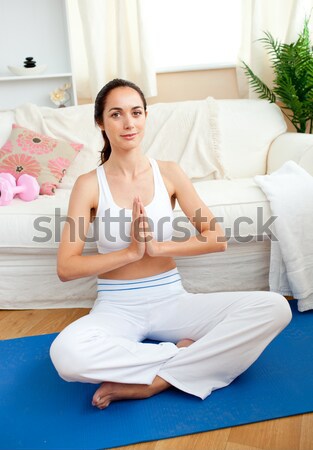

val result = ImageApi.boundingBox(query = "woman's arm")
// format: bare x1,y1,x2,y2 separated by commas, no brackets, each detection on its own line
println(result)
57,174,144,282
142,162,227,258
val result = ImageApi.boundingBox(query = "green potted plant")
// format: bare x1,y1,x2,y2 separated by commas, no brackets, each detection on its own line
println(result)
242,18,313,133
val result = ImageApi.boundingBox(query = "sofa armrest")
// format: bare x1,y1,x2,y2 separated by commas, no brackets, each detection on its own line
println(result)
267,132,313,175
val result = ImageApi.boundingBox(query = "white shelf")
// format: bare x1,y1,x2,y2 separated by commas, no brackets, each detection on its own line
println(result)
0,73,73,82
0,0,77,109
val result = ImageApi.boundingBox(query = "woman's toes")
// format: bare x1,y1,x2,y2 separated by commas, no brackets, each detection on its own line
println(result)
92,383,109,406
176,338,195,348
99,400,111,409
92,394,101,406
93,396,106,409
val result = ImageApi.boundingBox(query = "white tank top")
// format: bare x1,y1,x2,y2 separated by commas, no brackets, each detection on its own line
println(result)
95,158,174,254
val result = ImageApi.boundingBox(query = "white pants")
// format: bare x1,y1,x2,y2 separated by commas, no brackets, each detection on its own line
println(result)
50,268,292,399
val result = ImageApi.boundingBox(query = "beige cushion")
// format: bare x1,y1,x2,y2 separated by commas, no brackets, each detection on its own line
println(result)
0,124,82,194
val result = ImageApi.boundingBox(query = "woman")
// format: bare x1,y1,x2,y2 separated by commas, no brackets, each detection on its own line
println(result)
50,79,291,410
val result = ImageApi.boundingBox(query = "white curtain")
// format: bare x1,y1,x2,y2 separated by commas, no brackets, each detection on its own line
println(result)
66,0,157,101
237,0,313,98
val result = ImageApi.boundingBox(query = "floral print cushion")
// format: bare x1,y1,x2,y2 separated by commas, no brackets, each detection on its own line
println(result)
0,124,83,195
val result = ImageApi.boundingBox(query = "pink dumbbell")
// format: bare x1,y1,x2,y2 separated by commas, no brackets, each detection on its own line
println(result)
0,173,40,206
0,173,16,205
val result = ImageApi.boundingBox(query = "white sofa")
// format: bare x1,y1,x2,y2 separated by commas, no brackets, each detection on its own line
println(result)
1,99,313,310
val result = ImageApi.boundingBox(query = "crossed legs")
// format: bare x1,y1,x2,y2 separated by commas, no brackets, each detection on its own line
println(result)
50,289,291,409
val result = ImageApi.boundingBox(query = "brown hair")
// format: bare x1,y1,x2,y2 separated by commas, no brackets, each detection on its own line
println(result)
94,78,147,165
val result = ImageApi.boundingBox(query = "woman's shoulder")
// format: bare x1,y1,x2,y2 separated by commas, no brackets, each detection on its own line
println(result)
154,159,186,180
74,168,98,187
155,159,179,173
153,160,188,197
67,169,99,214
70,169,98,205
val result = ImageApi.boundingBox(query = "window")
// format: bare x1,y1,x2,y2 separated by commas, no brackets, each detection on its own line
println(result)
145,0,242,72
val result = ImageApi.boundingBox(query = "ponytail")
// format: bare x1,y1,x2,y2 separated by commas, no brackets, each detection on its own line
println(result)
100,130,111,164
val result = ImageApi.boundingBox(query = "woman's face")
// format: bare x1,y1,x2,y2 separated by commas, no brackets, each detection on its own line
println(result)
101,86,147,151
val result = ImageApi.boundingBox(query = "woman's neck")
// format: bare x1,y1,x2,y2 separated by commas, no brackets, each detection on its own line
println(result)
105,149,150,177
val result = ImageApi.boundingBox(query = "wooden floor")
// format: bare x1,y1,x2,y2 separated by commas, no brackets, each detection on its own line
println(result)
1,308,312,450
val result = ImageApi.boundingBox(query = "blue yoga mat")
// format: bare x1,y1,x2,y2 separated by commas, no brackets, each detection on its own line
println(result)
0,301,312,450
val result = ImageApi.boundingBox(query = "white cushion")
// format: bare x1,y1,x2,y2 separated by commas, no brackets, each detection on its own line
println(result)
0,178,271,250
0,189,94,250
142,98,225,180
0,189,72,249
0,110,14,147
218,100,287,178
173,178,272,241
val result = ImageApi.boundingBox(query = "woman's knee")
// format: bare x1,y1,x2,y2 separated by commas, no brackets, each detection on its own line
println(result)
265,292,292,329
50,331,88,382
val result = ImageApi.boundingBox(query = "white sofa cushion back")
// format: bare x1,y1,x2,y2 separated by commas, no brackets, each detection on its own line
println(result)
142,98,225,180
218,100,287,178
0,110,15,147
1,99,287,189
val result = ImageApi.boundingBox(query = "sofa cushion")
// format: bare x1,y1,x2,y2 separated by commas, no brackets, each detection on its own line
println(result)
0,178,272,251
173,178,272,242
142,97,226,180
0,99,287,189
0,124,82,194
0,189,95,250
0,110,14,147
0,189,71,249
218,100,287,178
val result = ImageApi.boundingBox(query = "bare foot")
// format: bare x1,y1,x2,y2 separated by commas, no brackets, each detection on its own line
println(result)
176,338,195,348
92,375,171,410
92,340,194,409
